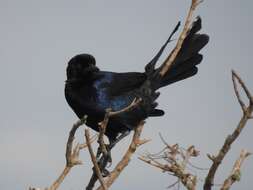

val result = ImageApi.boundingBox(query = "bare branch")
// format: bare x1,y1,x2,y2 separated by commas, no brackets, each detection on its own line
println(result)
167,180,180,189
86,98,142,189
181,146,199,173
159,0,203,76
85,129,108,190
65,116,87,166
204,72,253,190
47,117,88,190
96,121,147,190
140,145,199,190
221,150,251,190
232,70,253,106
96,98,142,159
232,71,247,112
79,135,97,149
139,156,168,171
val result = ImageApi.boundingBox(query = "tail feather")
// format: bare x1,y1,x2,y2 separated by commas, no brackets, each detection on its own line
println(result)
160,54,202,87
141,17,209,117
161,66,198,87
174,34,209,64
157,17,209,88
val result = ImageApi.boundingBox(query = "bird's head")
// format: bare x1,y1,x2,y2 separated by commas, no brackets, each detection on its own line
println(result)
66,54,99,83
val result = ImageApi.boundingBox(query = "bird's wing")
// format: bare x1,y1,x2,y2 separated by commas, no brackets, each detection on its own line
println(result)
65,84,106,118
105,72,147,97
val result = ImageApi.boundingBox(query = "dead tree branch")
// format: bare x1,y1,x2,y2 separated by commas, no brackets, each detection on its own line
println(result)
47,116,96,190
159,0,203,76
96,121,148,190
204,71,253,190
30,117,96,190
109,98,142,117
139,143,199,190
97,98,142,157
221,149,251,190
85,129,108,190
86,98,142,190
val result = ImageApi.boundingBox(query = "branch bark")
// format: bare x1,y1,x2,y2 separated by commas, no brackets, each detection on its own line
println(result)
86,98,142,190
204,71,253,190
47,117,92,190
159,0,203,76
139,144,199,190
96,121,147,190
85,129,108,190
221,149,251,190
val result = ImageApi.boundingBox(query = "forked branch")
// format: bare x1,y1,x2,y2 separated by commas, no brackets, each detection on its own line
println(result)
97,98,142,158
96,121,148,190
204,71,253,190
48,117,97,190
86,98,142,190
139,142,199,190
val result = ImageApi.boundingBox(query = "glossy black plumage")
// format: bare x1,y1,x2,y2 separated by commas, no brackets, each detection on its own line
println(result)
65,17,209,142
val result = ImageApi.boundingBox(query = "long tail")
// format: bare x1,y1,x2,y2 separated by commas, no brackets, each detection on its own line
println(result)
146,17,209,89
143,17,209,117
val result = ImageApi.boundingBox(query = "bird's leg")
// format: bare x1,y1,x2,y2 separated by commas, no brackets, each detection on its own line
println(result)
96,145,102,160
97,130,131,177
86,131,131,189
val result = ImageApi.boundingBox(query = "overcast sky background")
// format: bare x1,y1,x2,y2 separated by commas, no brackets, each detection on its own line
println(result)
1,0,253,189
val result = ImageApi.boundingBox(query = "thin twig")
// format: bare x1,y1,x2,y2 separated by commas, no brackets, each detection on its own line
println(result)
232,71,247,112
159,0,203,76
139,156,168,171
109,98,142,117
221,150,251,190
181,146,199,172
85,129,108,190
167,180,180,189
140,145,199,190
204,71,253,190
66,116,87,166
232,70,253,105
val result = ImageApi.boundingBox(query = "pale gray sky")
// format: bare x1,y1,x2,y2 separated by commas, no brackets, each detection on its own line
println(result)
0,0,253,189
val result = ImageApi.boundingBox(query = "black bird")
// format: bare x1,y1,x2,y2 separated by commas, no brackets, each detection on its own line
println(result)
65,17,209,147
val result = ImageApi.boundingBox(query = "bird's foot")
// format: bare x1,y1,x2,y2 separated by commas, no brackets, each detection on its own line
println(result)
96,144,112,163
101,168,110,177
96,151,112,177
